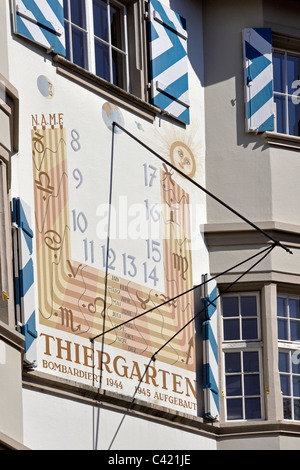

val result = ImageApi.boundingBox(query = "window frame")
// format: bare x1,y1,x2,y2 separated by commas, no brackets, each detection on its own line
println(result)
64,0,132,93
223,348,264,421
221,292,261,343
272,46,300,137
221,292,264,422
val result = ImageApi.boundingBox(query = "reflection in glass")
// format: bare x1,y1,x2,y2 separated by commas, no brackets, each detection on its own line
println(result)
273,52,285,93
93,0,109,42
227,399,243,420
225,353,241,374
72,28,87,68
95,40,110,81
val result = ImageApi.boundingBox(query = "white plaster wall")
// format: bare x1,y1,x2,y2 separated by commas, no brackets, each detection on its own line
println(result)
22,387,216,450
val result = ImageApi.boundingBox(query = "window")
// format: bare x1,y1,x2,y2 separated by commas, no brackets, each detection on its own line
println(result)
224,350,263,420
277,295,300,420
221,293,263,421
222,294,260,341
63,0,129,91
273,49,300,136
279,350,300,420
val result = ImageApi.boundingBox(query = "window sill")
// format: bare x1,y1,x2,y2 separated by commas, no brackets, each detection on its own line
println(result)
53,54,184,126
263,131,300,150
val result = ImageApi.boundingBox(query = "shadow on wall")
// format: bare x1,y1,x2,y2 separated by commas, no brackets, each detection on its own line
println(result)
169,0,204,86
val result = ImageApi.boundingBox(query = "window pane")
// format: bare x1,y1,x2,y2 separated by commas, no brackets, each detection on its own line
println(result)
112,49,126,88
225,352,241,373
280,374,291,396
222,297,239,317
93,0,109,42
294,399,300,420
70,0,86,28
240,296,257,317
244,374,260,396
287,54,300,95
223,319,239,340
277,297,287,317
95,39,110,81
274,94,286,134
279,351,290,373
226,375,242,396
278,318,288,340
227,398,243,420
293,376,300,397
243,351,259,372
289,299,300,319
292,352,300,374
283,397,292,419
242,318,257,340
291,320,300,341
110,3,125,50
288,96,300,136
273,52,285,93
245,398,261,419
63,0,69,19
64,22,70,61
72,28,87,68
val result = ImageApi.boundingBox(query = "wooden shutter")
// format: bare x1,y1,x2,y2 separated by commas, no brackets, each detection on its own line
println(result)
13,198,37,366
148,0,190,124
243,28,274,132
202,276,219,420
13,0,66,56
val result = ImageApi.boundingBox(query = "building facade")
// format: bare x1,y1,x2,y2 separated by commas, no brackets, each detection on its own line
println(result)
0,0,300,451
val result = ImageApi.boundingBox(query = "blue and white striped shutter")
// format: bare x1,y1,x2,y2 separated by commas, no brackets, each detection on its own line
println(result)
148,0,190,124
13,0,66,56
13,198,37,366
243,28,274,132
202,277,219,420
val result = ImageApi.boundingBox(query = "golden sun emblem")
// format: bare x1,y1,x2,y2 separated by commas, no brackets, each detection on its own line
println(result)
170,141,196,179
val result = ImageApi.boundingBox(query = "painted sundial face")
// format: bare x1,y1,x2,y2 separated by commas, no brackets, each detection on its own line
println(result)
170,141,196,179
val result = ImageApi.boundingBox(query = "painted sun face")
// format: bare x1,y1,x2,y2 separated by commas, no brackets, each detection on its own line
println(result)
170,141,196,179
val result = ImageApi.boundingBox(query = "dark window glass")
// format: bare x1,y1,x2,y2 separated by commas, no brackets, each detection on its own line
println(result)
93,0,109,42
289,299,300,319
112,49,126,88
243,351,259,372
274,94,286,134
223,319,239,341
225,353,241,373
280,374,290,396
222,297,239,317
283,397,292,419
242,318,258,340
288,96,300,136
72,28,87,68
95,40,110,81
110,4,124,50
245,398,261,419
227,399,243,420
226,375,242,396
70,0,86,28
244,374,260,396
278,297,287,317
273,52,285,93
241,296,257,317
287,54,300,95
278,318,288,340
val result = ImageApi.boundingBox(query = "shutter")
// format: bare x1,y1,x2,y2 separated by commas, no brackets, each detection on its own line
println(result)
243,28,274,132
148,0,190,124
13,0,66,56
13,198,37,367
201,276,219,420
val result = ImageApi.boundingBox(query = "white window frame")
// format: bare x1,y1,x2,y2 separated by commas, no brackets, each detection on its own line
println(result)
273,47,300,136
277,294,300,421
221,292,264,421
64,0,130,92
222,348,264,421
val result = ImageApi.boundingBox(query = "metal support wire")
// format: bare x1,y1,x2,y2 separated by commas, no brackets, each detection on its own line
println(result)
113,122,293,255
106,242,276,450
91,244,274,342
